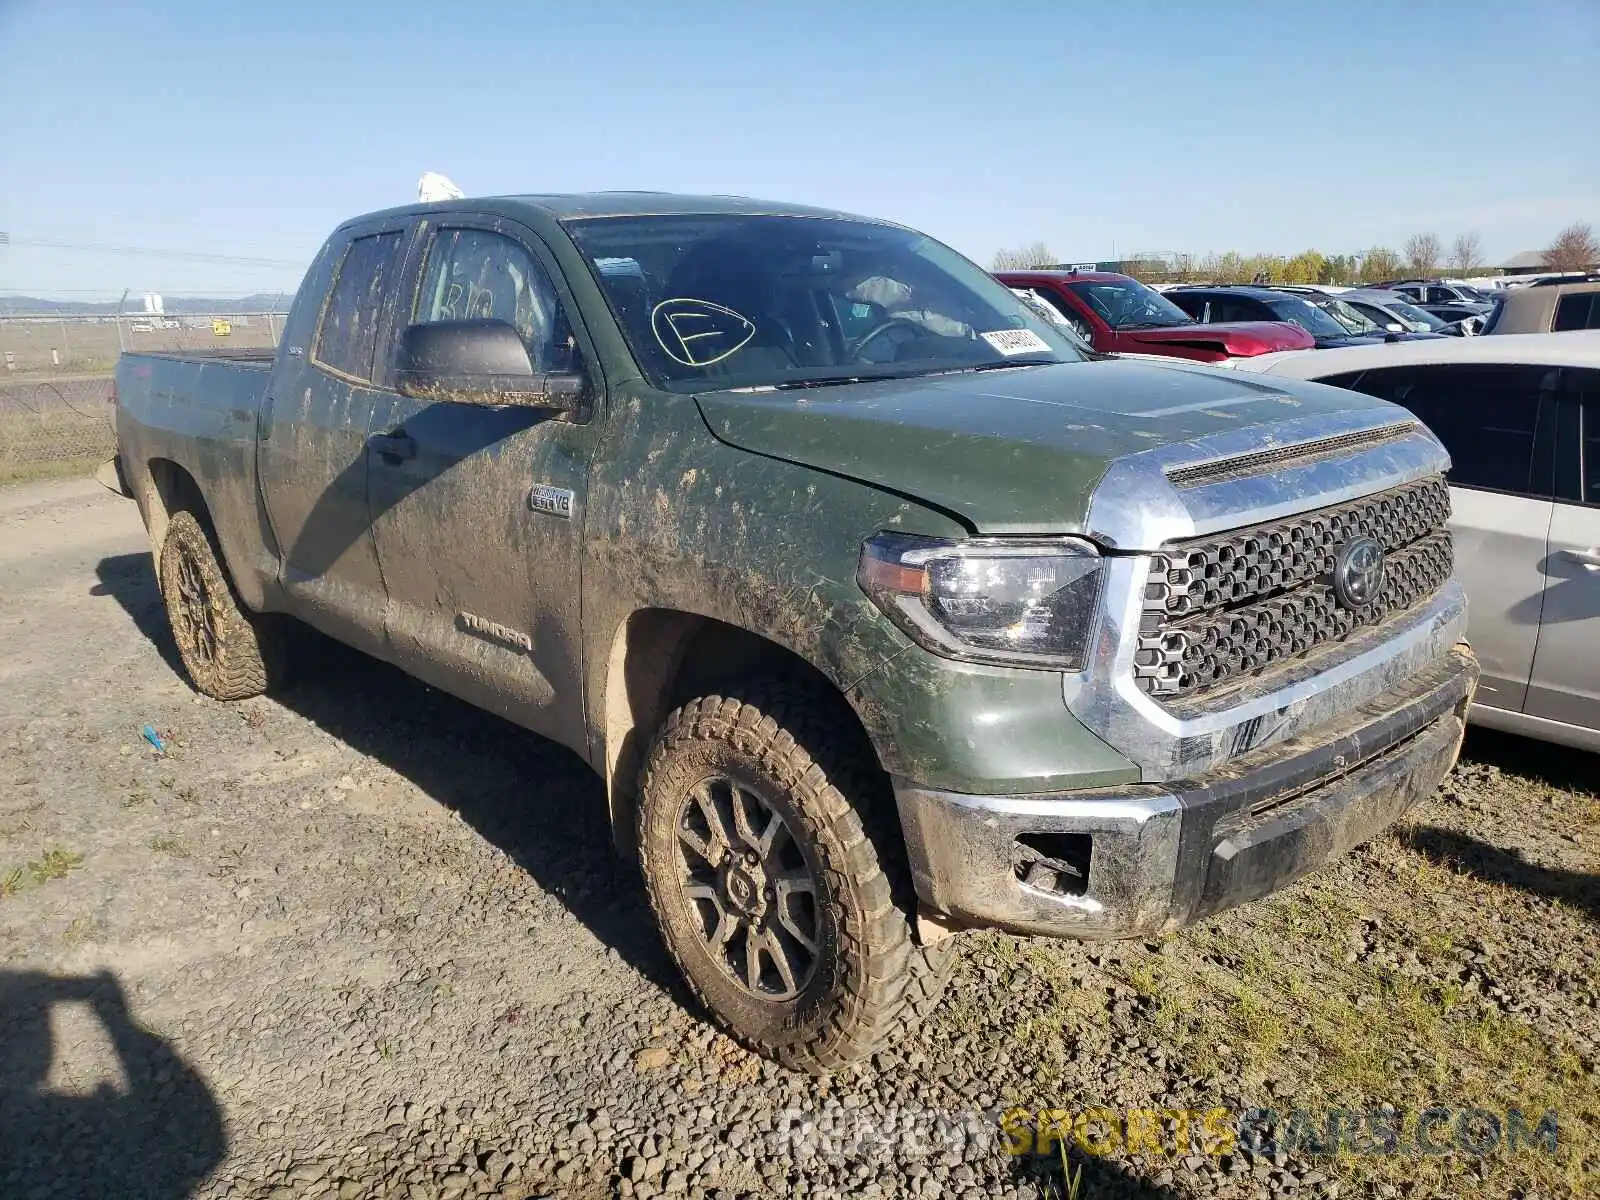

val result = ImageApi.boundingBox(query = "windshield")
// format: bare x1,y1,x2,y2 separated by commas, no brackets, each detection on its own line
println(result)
1383,298,1445,331
1315,297,1381,334
1265,296,1352,339
1064,278,1193,329
563,214,1084,391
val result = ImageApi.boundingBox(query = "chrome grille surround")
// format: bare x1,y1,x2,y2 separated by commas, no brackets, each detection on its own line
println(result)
1062,405,1464,783
1134,477,1453,699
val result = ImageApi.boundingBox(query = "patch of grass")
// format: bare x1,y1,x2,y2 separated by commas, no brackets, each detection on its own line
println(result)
0,453,107,486
209,842,247,879
1038,1139,1084,1200
28,847,84,883
1088,844,1600,1198
149,836,190,857
123,789,150,808
63,915,93,944
2,848,85,899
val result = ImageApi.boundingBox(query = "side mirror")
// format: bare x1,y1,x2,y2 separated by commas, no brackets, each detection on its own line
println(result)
394,319,584,411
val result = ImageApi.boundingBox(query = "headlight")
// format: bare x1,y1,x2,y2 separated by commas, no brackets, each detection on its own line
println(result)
857,533,1104,670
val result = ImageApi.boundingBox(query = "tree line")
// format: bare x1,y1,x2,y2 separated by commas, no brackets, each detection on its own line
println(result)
992,222,1599,284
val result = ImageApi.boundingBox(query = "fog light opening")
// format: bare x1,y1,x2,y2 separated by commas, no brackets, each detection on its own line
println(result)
1013,832,1092,897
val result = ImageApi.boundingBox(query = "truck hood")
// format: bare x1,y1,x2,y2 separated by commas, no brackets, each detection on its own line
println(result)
696,358,1433,548
1120,320,1314,357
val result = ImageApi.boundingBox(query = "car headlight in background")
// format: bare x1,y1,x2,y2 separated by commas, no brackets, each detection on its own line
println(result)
857,533,1105,670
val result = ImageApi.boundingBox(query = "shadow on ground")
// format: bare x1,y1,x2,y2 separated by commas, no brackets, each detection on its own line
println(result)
1010,1149,1187,1198
93,551,686,1000
1402,825,1599,923
0,969,227,1200
1459,725,1599,795
91,551,185,678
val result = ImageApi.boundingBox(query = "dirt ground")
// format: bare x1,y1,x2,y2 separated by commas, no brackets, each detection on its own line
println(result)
1,476,1596,1200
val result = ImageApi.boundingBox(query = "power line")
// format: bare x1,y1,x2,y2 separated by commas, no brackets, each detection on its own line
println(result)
2,236,304,269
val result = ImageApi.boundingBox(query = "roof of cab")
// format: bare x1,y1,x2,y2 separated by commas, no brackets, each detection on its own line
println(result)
339,191,887,229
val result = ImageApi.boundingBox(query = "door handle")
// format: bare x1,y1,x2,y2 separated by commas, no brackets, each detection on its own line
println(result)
1558,548,1600,570
366,432,417,462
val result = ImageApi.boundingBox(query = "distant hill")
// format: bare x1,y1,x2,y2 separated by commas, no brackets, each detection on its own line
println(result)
0,293,295,316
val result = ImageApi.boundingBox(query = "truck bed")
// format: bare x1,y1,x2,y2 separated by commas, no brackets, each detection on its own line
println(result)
129,347,278,368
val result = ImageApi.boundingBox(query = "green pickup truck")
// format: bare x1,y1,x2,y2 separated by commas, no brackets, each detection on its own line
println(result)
106,192,1476,1072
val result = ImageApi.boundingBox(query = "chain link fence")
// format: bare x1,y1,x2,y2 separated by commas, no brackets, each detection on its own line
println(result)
0,312,289,482
0,377,116,481
0,312,286,376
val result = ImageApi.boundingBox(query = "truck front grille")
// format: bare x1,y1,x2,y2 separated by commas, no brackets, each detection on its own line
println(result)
1134,477,1452,701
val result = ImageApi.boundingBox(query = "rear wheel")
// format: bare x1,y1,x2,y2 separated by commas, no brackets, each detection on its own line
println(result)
158,509,285,700
637,683,954,1073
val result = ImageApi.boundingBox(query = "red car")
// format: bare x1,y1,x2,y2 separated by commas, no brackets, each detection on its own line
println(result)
996,270,1314,364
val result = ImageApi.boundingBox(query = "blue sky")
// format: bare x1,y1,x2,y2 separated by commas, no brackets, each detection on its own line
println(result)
1,0,1597,298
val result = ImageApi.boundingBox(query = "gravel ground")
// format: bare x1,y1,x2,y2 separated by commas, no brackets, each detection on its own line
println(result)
1,477,1596,1200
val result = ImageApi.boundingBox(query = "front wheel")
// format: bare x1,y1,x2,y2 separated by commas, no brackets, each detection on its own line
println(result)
637,684,954,1073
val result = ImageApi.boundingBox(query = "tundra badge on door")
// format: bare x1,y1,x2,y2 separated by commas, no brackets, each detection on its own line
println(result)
528,484,575,519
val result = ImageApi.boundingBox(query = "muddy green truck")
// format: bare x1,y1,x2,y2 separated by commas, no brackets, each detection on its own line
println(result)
105,193,1477,1071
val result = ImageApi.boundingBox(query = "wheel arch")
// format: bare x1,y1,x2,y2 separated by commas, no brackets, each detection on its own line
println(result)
139,456,209,555
599,609,891,861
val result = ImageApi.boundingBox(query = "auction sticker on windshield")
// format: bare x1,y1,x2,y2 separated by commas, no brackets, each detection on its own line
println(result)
980,329,1053,356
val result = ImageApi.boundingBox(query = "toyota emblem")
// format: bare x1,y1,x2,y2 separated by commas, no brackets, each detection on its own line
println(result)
1333,536,1386,610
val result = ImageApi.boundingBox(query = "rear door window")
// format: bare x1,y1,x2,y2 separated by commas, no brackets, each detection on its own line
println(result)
1339,364,1551,497
314,231,405,382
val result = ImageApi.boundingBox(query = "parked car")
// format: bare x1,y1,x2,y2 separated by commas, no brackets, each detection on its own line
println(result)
1337,289,1483,337
1529,273,1600,288
1269,288,1445,343
1236,331,1600,751
1382,279,1497,307
1374,280,1494,328
1482,279,1600,335
101,191,1476,1069
1424,301,1494,328
995,270,1313,364
1165,286,1389,348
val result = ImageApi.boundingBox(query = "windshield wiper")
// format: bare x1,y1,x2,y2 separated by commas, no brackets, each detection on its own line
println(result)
963,357,1059,371
770,370,931,390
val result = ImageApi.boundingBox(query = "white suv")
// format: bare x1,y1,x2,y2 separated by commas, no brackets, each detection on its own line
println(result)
1237,332,1600,750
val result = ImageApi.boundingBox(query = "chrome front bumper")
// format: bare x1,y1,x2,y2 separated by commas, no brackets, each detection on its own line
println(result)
895,646,1476,940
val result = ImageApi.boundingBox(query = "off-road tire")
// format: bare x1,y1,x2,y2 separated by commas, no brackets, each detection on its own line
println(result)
158,509,286,701
637,682,955,1073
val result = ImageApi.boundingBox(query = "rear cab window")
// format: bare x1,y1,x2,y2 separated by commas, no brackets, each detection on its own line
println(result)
314,231,406,382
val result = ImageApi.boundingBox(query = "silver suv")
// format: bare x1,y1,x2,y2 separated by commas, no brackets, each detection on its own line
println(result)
1239,332,1600,751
